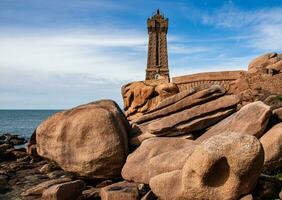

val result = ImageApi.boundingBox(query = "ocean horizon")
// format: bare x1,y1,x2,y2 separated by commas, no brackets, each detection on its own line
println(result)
0,110,62,139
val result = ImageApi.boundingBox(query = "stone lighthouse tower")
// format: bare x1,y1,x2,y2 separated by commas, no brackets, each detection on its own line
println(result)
146,9,170,81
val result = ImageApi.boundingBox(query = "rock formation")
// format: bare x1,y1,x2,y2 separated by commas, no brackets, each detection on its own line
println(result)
31,100,130,179
130,85,239,145
260,123,282,173
122,81,179,121
248,52,282,74
100,181,140,200
2,49,282,199
122,52,282,119
273,107,282,120
196,101,271,142
41,180,85,200
122,137,196,184
149,132,264,200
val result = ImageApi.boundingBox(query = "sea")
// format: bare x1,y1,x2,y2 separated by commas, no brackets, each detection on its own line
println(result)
0,110,61,139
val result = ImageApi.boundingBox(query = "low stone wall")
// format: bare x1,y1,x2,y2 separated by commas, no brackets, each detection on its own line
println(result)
172,71,247,92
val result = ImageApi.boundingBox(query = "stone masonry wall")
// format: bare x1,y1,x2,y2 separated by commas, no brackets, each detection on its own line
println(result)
172,71,247,93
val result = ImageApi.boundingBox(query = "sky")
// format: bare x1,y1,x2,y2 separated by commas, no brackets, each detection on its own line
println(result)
0,0,282,109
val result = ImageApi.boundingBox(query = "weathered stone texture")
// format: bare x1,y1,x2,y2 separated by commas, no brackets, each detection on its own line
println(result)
260,123,282,173
170,53,282,106
122,137,196,184
100,181,139,200
197,101,271,142
150,132,264,200
41,180,85,200
248,52,282,74
35,100,129,179
130,85,239,145
122,81,179,121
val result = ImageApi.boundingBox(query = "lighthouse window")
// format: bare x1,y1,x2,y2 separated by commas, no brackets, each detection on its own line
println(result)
155,73,161,79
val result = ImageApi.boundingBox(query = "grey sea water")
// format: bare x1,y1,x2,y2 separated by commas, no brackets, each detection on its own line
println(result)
0,110,61,139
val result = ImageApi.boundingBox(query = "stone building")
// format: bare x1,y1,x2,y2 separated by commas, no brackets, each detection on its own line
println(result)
146,9,170,81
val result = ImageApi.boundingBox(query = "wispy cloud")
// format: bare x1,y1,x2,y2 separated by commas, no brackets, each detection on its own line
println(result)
251,23,282,50
0,27,214,81
0,26,213,108
0,66,126,109
201,2,282,51
202,3,282,28
0,27,147,81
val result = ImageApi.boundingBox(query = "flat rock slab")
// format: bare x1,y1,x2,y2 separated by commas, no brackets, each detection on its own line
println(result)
130,86,239,145
133,85,226,124
21,177,71,196
197,101,271,142
41,180,85,200
100,181,139,200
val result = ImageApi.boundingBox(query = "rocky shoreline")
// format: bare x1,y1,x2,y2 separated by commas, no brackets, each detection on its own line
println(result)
1,53,282,199
0,99,281,199
0,133,153,200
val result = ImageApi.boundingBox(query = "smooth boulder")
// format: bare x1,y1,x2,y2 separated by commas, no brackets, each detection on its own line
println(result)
150,132,264,200
122,137,196,184
260,123,282,173
35,100,130,179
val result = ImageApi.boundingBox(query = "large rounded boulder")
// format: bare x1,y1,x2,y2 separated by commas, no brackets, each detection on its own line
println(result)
33,100,130,179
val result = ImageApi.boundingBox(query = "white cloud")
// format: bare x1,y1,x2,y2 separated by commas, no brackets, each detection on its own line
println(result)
0,28,148,82
201,3,282,51
0,26,215,108
250,23,282,50
202,3,282,29
0,27,215,83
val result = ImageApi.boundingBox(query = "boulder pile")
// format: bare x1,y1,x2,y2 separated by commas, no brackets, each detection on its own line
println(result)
150,132,264,200
3,51,282,199
15,83,280,200
130,85,239,145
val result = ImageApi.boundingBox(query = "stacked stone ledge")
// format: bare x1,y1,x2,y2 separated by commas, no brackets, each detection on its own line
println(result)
19,52,282,200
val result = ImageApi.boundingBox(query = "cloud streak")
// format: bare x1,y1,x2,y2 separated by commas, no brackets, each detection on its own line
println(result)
0,27,147,81
0,26,214,108
201,2,282,51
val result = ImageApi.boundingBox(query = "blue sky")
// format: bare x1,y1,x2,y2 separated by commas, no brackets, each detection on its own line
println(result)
0,0,282,109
